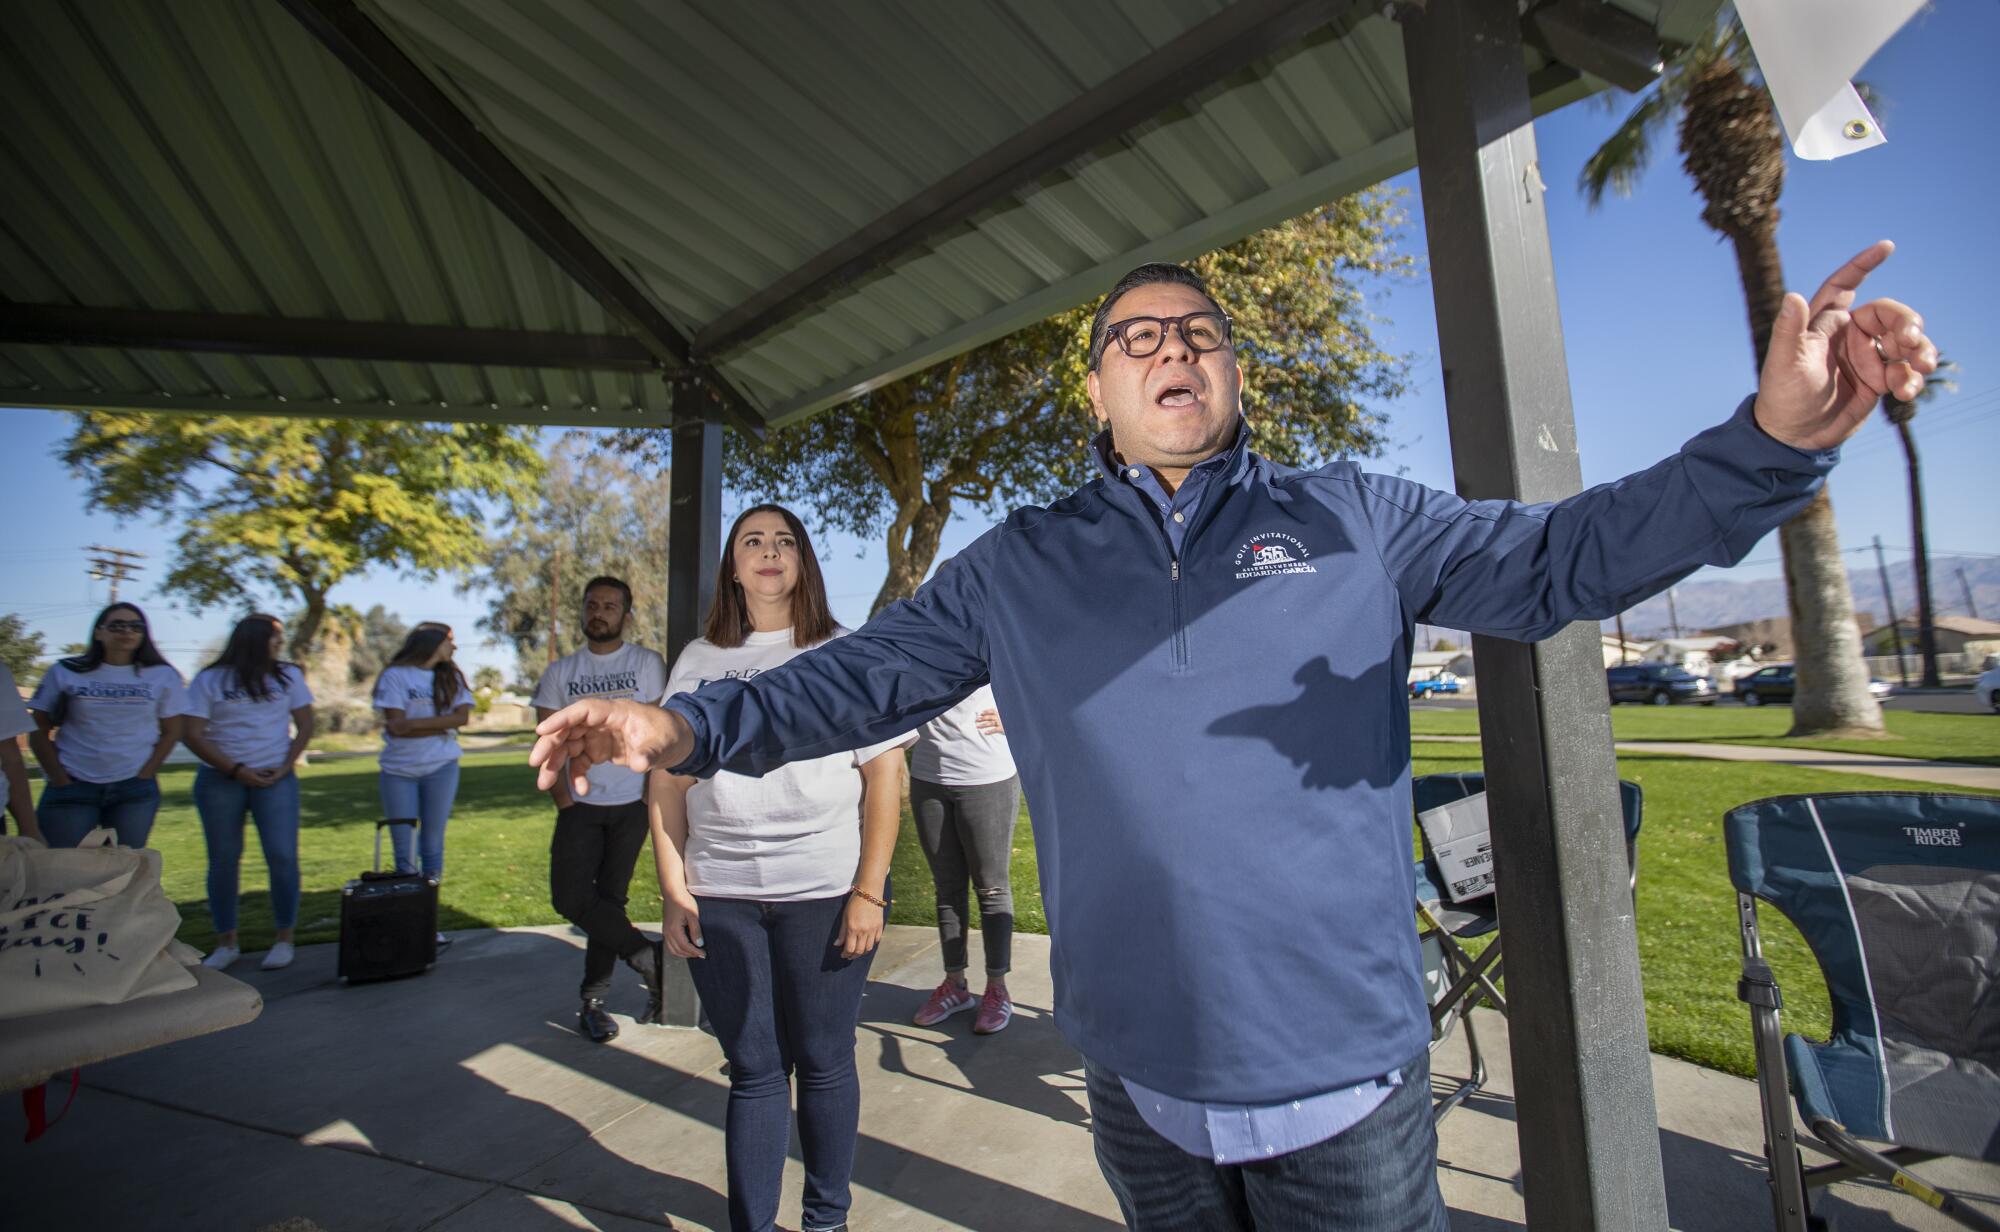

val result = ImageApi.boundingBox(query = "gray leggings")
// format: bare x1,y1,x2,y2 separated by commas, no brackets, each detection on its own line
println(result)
911,775,1019,977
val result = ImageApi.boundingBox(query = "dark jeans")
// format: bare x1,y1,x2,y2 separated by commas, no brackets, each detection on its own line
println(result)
1084,1051,1448,1232
911,775,1018,976
192,767,302,934
685,884,885,1232
38,775,162,848
548,799,650,1000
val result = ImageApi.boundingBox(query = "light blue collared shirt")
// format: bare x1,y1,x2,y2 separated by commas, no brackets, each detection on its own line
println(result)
1120,1071,1402,1164
1094,434,1232,559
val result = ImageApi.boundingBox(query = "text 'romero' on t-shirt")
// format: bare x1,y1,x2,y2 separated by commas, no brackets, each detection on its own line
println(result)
29,662,187,783
532,642,668,806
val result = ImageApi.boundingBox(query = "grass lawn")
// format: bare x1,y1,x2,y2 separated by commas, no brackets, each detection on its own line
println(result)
148,744,1992,1081
1411,704,2000,767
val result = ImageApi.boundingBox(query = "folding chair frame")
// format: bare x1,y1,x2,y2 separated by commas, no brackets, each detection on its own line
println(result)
1420,903,1505,1124
1735,891,2000,1232
1418,776,1637,1126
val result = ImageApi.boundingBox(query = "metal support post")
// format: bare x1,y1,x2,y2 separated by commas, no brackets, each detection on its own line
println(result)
1402,1,1669,1226
667,383,725,670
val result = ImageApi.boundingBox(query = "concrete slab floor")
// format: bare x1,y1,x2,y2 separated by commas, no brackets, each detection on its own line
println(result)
5,924,1993,1230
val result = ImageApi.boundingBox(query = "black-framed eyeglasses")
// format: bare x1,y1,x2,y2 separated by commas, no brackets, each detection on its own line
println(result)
100,620,144,633
1101,312,1234,363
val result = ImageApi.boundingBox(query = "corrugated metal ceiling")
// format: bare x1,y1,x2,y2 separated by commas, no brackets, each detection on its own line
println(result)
0,0,1709,429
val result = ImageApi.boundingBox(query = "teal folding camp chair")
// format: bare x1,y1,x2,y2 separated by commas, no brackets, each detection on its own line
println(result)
1727,792,2000,1232
1415,772,1642,1122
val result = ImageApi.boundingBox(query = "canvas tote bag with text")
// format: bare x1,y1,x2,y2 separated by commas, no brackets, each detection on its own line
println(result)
0,829,198,1019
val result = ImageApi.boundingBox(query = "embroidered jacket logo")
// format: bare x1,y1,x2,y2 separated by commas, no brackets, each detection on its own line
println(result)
1233,532,1317,580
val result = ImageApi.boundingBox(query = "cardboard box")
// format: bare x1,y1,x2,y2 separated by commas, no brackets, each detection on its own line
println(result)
1418,791,1495,904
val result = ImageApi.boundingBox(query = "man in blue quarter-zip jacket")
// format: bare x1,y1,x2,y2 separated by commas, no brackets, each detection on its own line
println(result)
534,243,1936,1231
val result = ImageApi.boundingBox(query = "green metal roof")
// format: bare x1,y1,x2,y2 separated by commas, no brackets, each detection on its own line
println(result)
0,0,1714,429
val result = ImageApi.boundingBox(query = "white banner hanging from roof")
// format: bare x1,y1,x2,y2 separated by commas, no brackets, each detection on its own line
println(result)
1735,0,1925,160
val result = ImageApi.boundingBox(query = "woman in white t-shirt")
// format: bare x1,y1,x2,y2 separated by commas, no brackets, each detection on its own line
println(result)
372,624,473,889
181,614,316,972
648,504,910,1232
27,603,186,848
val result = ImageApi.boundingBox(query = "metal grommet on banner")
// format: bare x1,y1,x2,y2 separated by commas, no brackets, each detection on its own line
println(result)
1843,119,1871,140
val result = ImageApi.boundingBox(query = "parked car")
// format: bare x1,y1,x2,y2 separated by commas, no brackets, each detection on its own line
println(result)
1606,663,1715,705
1976,664,2000,714
1408,671,1463,699
1738,663,1893,706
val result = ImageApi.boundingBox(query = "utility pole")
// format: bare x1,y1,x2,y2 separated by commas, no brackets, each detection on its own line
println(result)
1873,536,1909,688
548,548,562,664
1884,393,1941,688
1614,610,1631,664
1959,566,1980,621
1665,589,1682,640
85,545,145,603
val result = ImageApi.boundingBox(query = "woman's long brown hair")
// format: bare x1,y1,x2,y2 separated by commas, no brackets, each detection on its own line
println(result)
704,504,835,649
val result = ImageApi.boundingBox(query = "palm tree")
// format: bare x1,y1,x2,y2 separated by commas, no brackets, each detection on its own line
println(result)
1882,358,1958,688
1581,16,1883,736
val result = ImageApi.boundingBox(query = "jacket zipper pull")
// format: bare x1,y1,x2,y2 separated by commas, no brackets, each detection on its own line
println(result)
1171,560,1180,581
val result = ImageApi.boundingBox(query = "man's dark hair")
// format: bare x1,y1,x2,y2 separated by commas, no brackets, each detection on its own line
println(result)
1087,262,1226,371
582,575,633,611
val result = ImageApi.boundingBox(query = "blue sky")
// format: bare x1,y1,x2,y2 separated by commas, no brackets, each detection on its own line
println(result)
3,4,1994,677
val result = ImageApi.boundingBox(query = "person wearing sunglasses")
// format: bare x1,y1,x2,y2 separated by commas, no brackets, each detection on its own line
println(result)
28,603,187,848
535,245,1937,1231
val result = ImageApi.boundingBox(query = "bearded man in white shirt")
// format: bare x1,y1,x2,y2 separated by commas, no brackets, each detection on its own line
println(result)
532,576,670,1042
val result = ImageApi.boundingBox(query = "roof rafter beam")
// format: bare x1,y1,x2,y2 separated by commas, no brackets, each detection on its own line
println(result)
1524,0,1664,93
692,0,1368,363
280,0,763,436
12,389,673,429
0,303,659,372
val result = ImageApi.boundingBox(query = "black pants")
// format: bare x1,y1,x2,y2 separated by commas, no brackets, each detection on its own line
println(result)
911,775,1019,976
549,799,651,1000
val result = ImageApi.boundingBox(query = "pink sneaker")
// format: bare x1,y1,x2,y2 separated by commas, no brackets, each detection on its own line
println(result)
912,979,976,1026
973,985,1013,1035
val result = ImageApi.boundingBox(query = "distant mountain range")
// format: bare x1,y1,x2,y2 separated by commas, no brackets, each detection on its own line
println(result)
1410,555,1998,651
1609,554,1999,640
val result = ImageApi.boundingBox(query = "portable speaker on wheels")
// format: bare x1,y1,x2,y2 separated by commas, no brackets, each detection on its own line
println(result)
338,818,439,983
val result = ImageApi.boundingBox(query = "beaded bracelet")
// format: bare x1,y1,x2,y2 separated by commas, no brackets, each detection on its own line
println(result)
849,885,889,908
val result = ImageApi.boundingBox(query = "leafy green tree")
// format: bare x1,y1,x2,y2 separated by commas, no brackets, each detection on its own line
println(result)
621,193,1412,615
0,613,46,684
1580,18,1881,736
471,439,671,683
61,415,542,660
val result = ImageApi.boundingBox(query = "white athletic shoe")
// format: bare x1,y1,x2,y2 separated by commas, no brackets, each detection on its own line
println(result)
201,945,240,970
260,941,295,970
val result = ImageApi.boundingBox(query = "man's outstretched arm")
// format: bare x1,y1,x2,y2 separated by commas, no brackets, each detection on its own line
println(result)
1362,241,1937,641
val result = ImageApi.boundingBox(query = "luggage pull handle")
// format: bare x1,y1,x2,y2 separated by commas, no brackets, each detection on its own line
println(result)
370,817,422,878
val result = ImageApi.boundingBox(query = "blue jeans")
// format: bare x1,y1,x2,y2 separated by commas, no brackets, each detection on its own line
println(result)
685,886,885,1232
379,762,460,879
192,767,301,935
38,776,163,848
1084,1050,1448,1232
